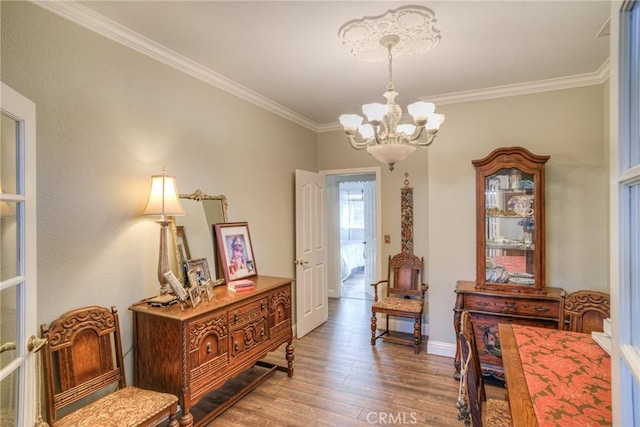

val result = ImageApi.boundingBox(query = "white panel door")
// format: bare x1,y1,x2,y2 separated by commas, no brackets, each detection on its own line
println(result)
0,82,38,427
295,169,327,338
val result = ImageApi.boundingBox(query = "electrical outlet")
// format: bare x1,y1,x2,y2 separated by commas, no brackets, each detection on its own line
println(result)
384,234,391,244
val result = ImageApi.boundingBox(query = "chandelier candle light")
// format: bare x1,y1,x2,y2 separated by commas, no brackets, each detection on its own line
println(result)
143,170,186,296
338,6,444,171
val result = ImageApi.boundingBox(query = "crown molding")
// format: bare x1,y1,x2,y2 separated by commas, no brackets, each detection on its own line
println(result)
426,58,610,106
32,1,610,134
32,0,319,132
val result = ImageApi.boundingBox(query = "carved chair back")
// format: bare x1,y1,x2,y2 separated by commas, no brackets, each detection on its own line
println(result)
385,252,424,299
41,306,126,423
41,305,179,426
563,290,610,334
457,310,486,427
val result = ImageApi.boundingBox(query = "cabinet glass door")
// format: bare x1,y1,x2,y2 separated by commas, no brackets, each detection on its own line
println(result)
473,147,549,293
485,168,536,286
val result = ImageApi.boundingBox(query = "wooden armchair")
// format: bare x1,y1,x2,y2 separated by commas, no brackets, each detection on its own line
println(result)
41,306,179,427
457,311,511,427
563,290,610,334
370,252,428,353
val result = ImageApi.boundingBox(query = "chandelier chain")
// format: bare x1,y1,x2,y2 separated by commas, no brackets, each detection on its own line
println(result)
387,44,394,87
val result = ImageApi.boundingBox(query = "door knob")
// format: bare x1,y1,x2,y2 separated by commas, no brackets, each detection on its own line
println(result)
294,259,310,267
27,336,47,353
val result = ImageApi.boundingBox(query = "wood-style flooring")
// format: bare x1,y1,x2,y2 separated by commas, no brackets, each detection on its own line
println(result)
201,297,504,426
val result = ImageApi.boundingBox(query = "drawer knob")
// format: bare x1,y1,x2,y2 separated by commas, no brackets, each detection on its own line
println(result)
278,310,283,318
234,313,238,322
261,302,265,311
533,305,550,312
505,302,517,309
261,329,265,337
234,342,238,351
475,301,490,307
206,343,211,354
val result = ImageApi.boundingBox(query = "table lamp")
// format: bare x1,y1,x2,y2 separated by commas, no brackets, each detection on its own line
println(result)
143,170,186,296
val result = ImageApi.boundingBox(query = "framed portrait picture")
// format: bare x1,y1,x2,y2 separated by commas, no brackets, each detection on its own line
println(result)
186,258,211,286
214,222,257,283
186,268,199,289
188,285,201,308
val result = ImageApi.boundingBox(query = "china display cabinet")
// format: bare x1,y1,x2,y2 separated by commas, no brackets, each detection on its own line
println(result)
453,147,565,381
473,146,549,293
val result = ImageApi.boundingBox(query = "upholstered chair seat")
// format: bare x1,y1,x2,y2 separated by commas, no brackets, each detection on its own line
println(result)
371,296,422,313
53,387,178,427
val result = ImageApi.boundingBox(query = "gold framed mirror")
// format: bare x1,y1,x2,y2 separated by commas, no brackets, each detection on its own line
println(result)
169,189,228,286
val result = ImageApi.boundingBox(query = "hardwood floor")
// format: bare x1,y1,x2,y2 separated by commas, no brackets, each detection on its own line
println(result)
206,297,504,426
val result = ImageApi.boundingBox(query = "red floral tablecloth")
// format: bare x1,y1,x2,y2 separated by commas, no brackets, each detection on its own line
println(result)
512,324,612,426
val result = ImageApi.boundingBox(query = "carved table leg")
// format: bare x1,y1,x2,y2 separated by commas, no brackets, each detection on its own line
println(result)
453,293,464,380
179,411,193,427
286,341,295,377
413,318,420,354
371,313,377,345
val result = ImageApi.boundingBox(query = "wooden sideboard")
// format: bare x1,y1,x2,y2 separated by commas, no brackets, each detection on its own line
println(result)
453,280,564,381
129,275,294,427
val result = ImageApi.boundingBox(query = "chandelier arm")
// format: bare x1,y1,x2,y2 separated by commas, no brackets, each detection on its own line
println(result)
413,130,438,147
346,133,375,149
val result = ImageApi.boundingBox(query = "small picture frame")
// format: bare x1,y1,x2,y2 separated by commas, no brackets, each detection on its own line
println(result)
186,258,211,286
186,268,200,289
164,270,188,302
204,279,215,301
188,285,201,308
214,222,257,284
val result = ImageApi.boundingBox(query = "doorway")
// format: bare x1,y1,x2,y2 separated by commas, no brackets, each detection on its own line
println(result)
338,180,370,300
324,168,380,302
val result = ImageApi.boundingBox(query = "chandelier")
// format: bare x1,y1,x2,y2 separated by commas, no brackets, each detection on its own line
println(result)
338,7,444,171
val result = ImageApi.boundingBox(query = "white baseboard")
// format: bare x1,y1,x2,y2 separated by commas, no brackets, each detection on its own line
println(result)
427,340,456,358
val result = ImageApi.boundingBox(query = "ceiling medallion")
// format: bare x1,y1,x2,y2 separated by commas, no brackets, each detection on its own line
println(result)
338,5,441,62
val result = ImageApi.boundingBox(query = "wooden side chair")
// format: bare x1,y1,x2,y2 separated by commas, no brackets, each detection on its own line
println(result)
563,290,610,334
41,306,179,427
370,252,428,353
457,311,512,427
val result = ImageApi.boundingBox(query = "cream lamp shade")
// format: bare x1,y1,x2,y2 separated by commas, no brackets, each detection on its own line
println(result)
143,173,186,219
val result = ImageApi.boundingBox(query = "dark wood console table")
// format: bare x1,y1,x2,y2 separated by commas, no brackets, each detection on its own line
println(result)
453,280,564,381
129,275,294,427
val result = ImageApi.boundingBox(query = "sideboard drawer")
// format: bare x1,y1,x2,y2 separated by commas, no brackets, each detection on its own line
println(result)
228,297,268,328
229,297,269,361
188,312,229,400
269,286,292,337
465,294,559,318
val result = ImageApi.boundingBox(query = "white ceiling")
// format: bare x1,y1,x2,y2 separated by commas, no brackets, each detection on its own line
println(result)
57,1,611,129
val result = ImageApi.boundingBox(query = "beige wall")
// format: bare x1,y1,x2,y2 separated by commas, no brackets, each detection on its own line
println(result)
1,1,316,371
319,84,609,350
2,1,609,365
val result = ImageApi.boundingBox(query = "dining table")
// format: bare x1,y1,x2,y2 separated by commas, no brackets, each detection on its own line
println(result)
498,323,612,427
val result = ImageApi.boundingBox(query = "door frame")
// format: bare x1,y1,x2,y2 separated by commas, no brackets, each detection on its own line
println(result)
321,167,382,299
0,82,37,427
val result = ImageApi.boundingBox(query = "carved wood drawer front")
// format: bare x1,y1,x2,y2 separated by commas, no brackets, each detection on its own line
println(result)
465,294,559,318
188,311,229,398
269,287,292,337
229,298,269,360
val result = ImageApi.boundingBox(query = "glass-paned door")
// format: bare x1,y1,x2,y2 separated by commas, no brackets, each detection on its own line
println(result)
0,82,37,426
617,1,640,424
